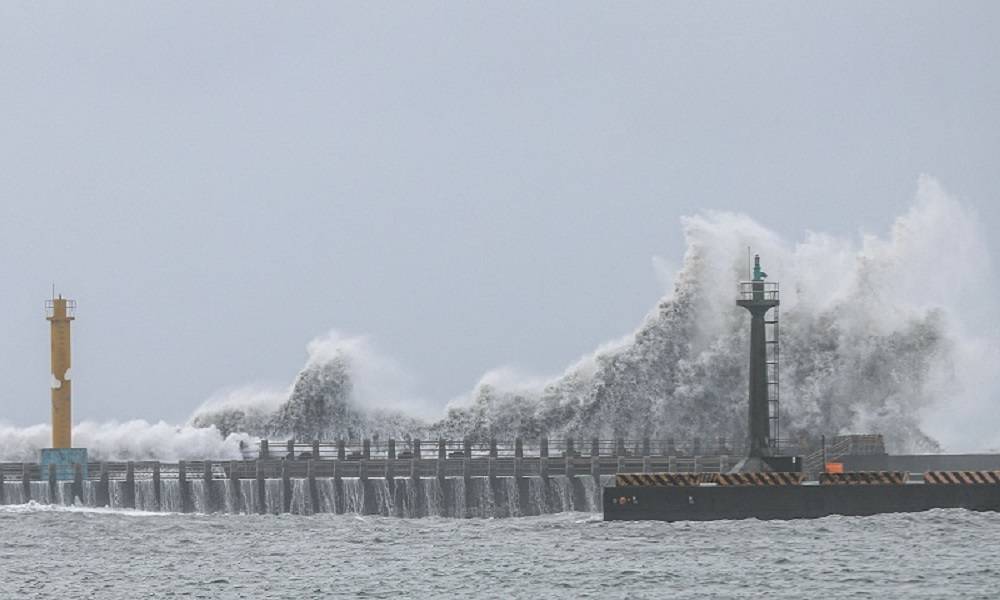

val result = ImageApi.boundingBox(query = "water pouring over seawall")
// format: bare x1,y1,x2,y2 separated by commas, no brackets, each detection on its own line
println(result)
0,475,610,518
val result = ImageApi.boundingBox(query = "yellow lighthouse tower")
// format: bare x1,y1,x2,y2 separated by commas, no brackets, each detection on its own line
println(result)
40,293,87,480
47,295,75,448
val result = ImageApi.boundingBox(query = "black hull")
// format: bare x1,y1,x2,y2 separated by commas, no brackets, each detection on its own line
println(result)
603,484,1000,521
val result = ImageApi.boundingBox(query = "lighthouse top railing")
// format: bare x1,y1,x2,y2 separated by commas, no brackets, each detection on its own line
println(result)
737,280,779,302
45,298,77,319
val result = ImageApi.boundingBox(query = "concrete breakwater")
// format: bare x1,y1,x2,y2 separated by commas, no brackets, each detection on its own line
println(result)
0,455,736,517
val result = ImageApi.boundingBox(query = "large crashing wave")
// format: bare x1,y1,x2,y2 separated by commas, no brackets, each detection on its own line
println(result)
3,177,997,459
187,176,997,454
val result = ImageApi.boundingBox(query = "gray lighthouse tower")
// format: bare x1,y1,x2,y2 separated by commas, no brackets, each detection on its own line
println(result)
737,255,780,458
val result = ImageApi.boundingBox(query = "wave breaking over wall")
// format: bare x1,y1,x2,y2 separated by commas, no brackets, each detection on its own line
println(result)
3,177,997,458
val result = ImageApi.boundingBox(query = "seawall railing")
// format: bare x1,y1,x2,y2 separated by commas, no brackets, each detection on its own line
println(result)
254,437,793,461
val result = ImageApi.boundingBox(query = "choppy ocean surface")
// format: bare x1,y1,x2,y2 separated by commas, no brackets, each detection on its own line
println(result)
1,505,997,599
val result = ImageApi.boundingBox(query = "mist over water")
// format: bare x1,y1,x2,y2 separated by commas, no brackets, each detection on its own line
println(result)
3,177,997,460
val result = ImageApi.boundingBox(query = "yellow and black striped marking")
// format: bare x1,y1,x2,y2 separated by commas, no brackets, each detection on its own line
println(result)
819,471,906,485
923,471,1000,485
714,472,805,486
615,473,701,487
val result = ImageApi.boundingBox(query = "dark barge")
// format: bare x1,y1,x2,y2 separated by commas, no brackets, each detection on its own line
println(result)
603,471,1000,521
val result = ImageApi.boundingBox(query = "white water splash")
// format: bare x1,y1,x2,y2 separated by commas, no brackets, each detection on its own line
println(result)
0,420,251,462
2,177,997,457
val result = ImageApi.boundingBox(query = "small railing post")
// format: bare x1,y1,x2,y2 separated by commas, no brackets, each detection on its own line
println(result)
413,439,421,460
260,439,269,460
362,439,371,460
540,438,549,458
591,438,600,457
388,439,396,459
489,439,498,458
286,439,295,459
312,440,320,459
642,438,651,457
566,438,575,457
514,438,523,458
337,440,346,461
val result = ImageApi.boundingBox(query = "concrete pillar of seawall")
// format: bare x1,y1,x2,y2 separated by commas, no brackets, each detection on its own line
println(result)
203,461,215,513
46,464,57,504
361,479,377,515
152,462,162,511
449,476,462,518
178,461,190,513
97,463,110,507
358,461,376,514
571,475,588,510
70,462,82,505
228,461,241,513
307,460,319,515
513,458,528,516
332,460,344,515
385,459,400,517
408,461,423,517
281,460,292,514
591,457,602,507
22,464,31,502
439,472,451,517
517,475,532,516
255,461,265,515
487,458,501,517
124,462,136,509
411,477,426,518
462,459,473,518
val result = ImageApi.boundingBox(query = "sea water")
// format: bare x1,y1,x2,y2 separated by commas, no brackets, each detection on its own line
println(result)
0,505,996,599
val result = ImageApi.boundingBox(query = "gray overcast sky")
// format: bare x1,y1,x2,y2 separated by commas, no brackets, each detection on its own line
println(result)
1,2,998,426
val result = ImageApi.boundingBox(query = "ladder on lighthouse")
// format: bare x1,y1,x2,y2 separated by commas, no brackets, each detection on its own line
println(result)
765,305,780,453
